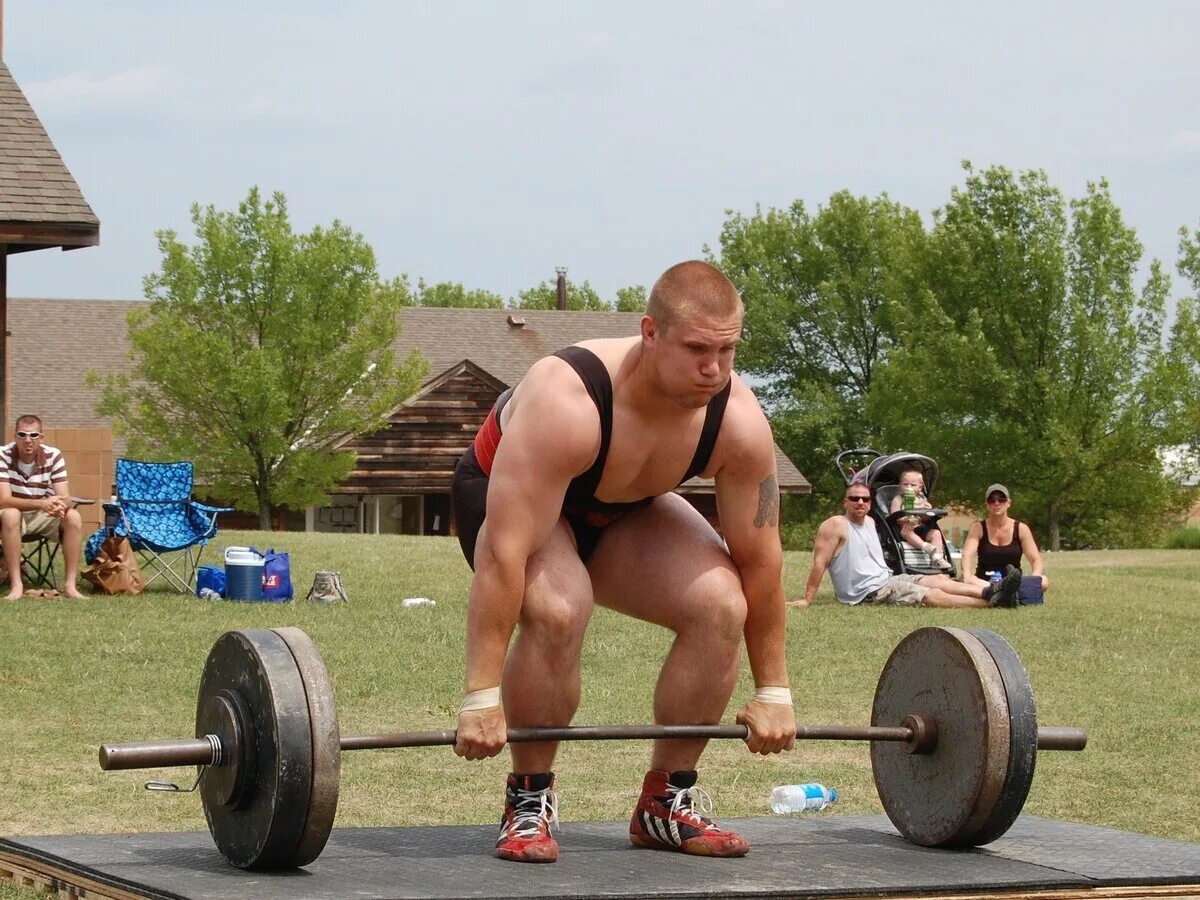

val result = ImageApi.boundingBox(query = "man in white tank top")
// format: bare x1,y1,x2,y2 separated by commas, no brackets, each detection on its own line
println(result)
790,482,1021,608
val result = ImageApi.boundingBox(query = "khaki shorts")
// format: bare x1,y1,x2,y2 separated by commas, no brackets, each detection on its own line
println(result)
863,574,928,607
21,510,62,542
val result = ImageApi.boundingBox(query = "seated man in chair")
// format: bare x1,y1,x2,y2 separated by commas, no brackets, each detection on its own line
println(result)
0,415,85,599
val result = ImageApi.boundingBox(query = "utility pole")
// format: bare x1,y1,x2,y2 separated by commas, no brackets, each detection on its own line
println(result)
555,266,567,311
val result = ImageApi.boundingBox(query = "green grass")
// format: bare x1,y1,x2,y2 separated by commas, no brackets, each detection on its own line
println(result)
1165,526,1200,549
1,534,1198,898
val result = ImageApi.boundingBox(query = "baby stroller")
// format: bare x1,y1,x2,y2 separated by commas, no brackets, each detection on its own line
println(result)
835,448,957,578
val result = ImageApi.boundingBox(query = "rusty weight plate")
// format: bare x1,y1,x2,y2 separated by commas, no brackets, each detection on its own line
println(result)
871,626,1010,847
960,628,1038,846
196,630,314,869
272,627,341,867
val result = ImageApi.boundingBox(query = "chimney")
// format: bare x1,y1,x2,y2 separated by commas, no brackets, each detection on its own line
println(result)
555,266,568,311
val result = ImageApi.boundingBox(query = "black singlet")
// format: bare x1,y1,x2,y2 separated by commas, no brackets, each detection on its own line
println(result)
550,346,731,524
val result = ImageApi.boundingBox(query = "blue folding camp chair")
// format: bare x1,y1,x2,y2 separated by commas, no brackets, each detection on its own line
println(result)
85,459,234,593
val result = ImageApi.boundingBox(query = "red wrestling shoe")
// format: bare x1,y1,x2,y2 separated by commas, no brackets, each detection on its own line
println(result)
629,769,749,857
495,772,559,863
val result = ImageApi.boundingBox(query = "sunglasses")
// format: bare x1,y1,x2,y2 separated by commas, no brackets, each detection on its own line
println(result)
16,431,42,439
986,495,1008,503
846,495,872,504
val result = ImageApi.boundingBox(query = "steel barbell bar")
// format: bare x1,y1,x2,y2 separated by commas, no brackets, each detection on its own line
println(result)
99,721,1086,772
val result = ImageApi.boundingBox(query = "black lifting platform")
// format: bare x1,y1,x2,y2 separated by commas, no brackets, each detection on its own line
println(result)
3,815,1200,900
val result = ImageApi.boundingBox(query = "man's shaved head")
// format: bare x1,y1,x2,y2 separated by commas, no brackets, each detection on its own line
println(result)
645,261,744,333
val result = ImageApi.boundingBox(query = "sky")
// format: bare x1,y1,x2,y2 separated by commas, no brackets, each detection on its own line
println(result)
5,1,1200,304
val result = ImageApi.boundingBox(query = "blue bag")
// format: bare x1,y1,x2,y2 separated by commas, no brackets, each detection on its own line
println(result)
1018,575,1045,605
252,547,294,602
196,564,227,598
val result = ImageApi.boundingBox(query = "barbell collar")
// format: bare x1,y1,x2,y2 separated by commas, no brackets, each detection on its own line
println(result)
100,737,220,771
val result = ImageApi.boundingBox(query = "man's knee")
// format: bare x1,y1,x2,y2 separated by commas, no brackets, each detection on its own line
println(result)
689,567,748,636
0,508,21,528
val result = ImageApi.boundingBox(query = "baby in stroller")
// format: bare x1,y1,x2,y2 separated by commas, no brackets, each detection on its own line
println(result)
836,448,957,578
889,468,952,571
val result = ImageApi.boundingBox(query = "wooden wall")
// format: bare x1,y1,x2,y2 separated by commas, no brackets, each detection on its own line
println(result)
336,368,501,496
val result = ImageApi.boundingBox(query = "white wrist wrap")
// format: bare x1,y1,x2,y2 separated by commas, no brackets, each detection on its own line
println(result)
459,687,501,713
754,686,793,706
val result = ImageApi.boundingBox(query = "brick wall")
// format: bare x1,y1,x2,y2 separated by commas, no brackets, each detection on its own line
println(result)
4,427,113,529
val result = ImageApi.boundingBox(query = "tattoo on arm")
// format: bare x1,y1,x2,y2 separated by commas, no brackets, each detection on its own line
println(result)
753,475,779,528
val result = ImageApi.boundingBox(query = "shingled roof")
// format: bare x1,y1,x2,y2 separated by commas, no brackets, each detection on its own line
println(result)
391,307,642,384
0,60,100,252
6,299,810,491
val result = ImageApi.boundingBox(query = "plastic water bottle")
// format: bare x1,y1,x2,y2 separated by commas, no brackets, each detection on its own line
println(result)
988,571,1002,586
401,597,436,608
198,588,222,602
770,783,838,814
903,487,916,511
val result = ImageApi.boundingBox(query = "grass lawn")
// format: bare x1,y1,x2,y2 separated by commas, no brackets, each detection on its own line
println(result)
1,532,1198,898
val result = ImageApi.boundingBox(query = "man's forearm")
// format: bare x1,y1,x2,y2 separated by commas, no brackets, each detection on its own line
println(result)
740,568,789,688
802,558,826,602
463,553,526,693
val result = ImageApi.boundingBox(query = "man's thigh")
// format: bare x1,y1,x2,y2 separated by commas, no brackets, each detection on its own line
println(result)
477,516,595,625
22,510,61,542
867,575,927,607
585,493,740,631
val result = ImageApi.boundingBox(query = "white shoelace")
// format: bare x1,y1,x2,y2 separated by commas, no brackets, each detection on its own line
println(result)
508,786,559,838
666,783,717,830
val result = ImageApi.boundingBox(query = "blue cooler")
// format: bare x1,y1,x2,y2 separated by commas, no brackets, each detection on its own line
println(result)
224,547,265,602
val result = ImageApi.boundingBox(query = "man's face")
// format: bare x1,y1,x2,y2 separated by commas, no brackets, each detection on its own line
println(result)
644,313,742,409
14,422,43,462
844,487,873,522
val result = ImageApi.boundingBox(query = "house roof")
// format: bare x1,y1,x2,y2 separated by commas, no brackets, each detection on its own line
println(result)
8,299,139,435
7,299,810,491
391,307,644,385
0,61,100,252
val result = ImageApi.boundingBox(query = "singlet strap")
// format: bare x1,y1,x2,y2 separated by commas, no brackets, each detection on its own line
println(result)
679,378,732,484
552,346,612,499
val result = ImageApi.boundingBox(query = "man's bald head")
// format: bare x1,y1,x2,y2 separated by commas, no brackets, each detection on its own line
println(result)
645,261,744,333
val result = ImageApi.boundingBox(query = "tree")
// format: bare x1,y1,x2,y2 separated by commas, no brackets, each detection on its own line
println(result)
93,188,428,528
869,165,1177,549
414,278,505,308
713,191,928,499
512,278,610,310
614,284,648,312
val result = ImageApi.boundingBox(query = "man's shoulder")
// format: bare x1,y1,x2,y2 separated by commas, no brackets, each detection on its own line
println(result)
820,514,850,536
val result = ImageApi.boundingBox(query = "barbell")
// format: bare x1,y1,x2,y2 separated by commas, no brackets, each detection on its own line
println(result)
98,625,1087,871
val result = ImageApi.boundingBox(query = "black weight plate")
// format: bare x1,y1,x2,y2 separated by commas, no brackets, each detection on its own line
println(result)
272,627,341,867
871,626,1011,847
196,630,314,869
960,628,1038,846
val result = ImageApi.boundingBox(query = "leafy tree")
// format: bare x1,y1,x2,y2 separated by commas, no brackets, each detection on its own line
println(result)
92,188,427,528
869,165,1177,549
512,278,610,310
614,284,648,312
414,278,505,308
713,190,928,500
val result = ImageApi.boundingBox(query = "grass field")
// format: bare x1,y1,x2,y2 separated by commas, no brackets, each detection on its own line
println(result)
1,533,1198,898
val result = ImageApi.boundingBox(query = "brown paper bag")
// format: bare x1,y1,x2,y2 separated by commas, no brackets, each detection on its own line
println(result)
83,535,146,595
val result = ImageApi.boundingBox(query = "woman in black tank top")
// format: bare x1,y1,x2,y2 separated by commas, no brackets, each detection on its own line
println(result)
960,484,1050,593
